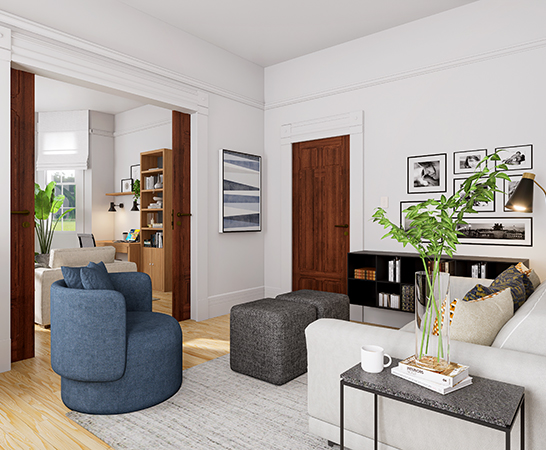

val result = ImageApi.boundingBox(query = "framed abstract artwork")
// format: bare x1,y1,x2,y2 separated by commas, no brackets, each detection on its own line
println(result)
220,149,262,232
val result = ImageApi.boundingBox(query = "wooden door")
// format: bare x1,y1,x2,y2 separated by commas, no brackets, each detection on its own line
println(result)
11,69,35,362
171,111,191,321
292,135,349,294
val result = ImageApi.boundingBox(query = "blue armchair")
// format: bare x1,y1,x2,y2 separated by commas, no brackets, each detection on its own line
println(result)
50,271,183,414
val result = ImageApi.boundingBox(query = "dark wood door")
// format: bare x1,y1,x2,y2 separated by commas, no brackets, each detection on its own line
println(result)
292,135,349,293
171,111,191,321
11,69,35,362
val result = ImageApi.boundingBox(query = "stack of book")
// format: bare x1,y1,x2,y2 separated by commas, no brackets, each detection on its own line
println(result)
354,267,376,280
388,258,401,282
378,293,400,309
391,355,472,395
400,284,415,312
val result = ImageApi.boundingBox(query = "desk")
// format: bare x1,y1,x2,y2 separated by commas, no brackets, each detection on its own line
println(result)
340,359,524,450
96,240,141,272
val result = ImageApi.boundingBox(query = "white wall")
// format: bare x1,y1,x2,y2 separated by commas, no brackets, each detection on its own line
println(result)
114,105,172,240
264,0,546,327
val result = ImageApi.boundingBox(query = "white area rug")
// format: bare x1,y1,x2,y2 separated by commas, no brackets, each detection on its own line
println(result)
67,355,330,449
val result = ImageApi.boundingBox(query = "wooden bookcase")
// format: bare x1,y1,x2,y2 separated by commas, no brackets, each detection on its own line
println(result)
139,148,172,292
347,251,529,315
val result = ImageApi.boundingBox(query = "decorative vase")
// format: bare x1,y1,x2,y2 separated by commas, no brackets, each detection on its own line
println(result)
35,253,50,267
414,270,450,371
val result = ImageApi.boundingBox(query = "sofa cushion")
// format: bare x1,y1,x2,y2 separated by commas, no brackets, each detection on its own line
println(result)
492,280,546,356
516,261,541,290
61,265,85,289
81,262,115,291
50,247,116,268
451,287,513,346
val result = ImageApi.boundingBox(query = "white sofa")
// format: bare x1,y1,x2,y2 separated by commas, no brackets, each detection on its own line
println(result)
306,275,546,450
35,246,137,326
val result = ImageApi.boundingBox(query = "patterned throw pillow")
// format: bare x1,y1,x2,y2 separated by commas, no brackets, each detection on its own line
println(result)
432,298,458,336
462,265,530,312
515,262,539,294
490,265,532,311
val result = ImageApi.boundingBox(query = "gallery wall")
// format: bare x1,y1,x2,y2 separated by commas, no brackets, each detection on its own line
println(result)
263,0,546,327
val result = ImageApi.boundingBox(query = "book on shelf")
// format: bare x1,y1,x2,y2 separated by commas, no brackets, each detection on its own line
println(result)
391,366,472,395
354,267,376,280
401,284,415,312
471,262,488,278
397,355,469,387
395,258,401,282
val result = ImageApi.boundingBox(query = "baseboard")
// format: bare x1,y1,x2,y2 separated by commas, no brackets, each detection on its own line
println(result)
264,286,287,298
0,338,11,373
208,286,265,318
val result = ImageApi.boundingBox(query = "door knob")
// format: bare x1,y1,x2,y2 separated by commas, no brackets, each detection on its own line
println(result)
335,224,349,228
11,210,30,215
177,212,192,217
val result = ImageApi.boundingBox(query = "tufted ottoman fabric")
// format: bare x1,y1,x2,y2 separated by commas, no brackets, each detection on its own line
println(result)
275,289,350,320
230,298,316,385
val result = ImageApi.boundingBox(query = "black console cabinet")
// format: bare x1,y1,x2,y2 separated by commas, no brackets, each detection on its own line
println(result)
347,251,529,314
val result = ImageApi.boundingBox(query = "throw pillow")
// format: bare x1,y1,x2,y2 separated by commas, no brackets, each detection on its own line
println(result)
80,261,115,291
61,265,85,289
490,265,532,310
450,288,514,346
516,261,542,290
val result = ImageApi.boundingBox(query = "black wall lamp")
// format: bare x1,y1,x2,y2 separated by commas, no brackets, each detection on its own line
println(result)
130,200,139,211
108,202,124,212
505,172,546,213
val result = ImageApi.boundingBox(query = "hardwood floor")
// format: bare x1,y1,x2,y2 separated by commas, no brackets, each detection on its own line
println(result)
0,292,230,450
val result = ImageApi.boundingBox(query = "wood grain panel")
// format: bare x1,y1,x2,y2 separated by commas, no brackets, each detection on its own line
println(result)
292,135,349,294
10,68,35,363
172,111,191,321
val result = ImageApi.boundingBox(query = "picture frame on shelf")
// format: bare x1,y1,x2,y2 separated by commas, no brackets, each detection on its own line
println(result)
453,177,495,212
493,144,533,171
503,175,523,212
219,149,262,233
121,178,133,193
407,153,447,194
130,164,140,182
453,149,487,174
456,217,532,246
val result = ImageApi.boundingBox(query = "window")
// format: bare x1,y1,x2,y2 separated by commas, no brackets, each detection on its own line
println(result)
46,170,76,231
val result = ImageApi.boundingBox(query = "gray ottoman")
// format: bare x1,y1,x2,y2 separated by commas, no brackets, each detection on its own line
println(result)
276,289,350,320
230,298,316,385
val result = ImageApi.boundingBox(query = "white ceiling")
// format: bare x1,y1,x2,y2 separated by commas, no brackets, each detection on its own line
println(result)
35,76,145,115
118,0,478,67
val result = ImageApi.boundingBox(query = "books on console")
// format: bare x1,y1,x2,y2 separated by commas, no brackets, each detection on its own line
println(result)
391,355,472,395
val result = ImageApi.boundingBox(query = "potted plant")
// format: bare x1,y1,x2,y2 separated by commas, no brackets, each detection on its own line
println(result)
35,181,74,266
131,179,140,211
372,151,509,370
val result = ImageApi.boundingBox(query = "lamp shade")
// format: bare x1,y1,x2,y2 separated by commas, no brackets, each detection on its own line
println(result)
131,200,139,211
108,201,116,212
505,173,535,213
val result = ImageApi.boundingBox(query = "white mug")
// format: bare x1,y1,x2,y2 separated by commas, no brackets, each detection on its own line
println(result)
361,345,392,373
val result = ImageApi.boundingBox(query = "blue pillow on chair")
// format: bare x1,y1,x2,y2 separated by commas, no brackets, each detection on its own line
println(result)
61,265,86,289
81,261,115,291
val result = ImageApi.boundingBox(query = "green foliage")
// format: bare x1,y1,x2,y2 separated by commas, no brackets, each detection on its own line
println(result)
35,181,75,255
372,150,511,360
132,178,140,201
372,151,510,267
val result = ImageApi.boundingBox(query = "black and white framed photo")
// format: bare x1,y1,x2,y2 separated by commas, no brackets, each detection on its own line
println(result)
453,149,487,174
453,178,495,212
503,175,523,212
399,201,422,231
407,153,447,194
121,178,133,193
494,144,533,171
130,164,140,181
219,149,262,233
456,217,532,246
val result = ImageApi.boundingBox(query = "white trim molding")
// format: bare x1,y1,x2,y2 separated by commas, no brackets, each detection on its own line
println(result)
277,110,365,292
208,286,266,318
267,37,546,111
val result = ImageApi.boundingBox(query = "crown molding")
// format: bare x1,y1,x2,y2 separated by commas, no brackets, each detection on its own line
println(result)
0,11,263,112
114,119,171,138
266,36,546,111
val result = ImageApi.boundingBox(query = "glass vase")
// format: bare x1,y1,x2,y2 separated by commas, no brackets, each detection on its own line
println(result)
414,270,450,371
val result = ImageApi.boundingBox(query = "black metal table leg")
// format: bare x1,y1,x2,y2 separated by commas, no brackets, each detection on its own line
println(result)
340,380,344,450
374,393,378,450
521,396,525,450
